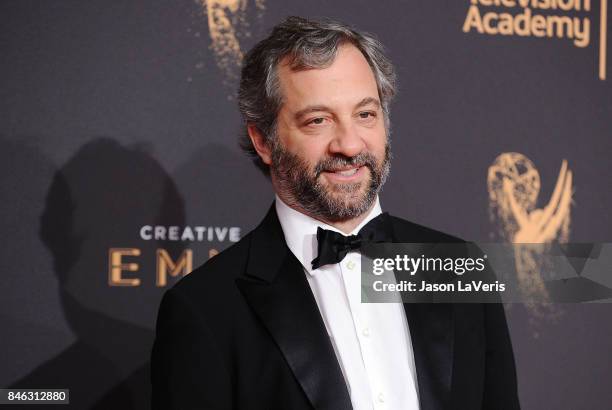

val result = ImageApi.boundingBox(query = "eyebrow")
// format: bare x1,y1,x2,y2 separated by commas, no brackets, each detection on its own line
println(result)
355,97,381,110
293,97,381,121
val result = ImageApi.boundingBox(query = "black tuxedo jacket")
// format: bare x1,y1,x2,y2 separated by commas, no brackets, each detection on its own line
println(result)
151,205,520,410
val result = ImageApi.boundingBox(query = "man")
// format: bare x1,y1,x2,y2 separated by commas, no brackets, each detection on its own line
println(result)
151,16,520,410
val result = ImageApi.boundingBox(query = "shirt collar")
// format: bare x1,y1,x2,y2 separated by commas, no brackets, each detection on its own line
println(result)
275,194,382,276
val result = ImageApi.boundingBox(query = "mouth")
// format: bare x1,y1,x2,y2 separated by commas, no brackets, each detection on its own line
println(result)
321,165,366,182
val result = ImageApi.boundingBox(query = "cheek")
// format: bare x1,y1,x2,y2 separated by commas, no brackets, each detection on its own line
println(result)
288,139,329,165
365,129,388,158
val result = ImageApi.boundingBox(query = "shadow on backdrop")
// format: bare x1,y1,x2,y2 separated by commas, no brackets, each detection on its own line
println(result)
9,138,186,409
172,142,272,238
0,137,73,389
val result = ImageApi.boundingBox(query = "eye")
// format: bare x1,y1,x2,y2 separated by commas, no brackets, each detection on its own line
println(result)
358,111,376,120
307,117,326,125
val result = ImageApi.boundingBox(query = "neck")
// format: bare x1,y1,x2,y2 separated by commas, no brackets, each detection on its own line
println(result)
326,203,375,234
275,193,377,235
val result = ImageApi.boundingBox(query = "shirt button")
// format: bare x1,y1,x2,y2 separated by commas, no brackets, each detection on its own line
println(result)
362,327,370,337
346,260,355,270
377,392,385,403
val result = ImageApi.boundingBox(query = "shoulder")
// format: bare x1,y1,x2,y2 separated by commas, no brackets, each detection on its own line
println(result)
167,204,284,303
388,214,465,243
170,231,253,301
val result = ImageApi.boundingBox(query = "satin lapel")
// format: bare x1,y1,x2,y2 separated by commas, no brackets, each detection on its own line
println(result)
390,218,455,410
236,205,352,410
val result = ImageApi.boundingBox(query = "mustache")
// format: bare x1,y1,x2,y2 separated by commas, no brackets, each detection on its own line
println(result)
314,152,378,177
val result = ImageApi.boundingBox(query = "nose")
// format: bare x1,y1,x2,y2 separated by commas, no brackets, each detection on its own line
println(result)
328,121,366,158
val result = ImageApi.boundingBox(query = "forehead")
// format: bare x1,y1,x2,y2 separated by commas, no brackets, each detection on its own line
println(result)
276,44,379,110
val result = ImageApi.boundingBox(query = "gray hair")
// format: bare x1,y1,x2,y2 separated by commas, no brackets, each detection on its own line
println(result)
237,16,397,174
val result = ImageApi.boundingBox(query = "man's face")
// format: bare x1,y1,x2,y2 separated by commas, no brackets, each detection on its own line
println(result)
271,43,390,222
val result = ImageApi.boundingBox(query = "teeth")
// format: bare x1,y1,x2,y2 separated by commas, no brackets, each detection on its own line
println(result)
337,168,358,176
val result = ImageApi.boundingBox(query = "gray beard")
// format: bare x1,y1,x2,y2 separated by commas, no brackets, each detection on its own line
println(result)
270,140,391,222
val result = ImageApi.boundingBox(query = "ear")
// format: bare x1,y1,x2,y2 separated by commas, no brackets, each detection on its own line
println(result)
247,124,272,165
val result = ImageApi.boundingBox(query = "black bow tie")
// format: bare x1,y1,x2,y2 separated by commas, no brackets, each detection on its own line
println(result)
311,212,393,270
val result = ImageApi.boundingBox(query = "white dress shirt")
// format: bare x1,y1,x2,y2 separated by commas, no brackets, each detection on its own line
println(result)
275,195,420,410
